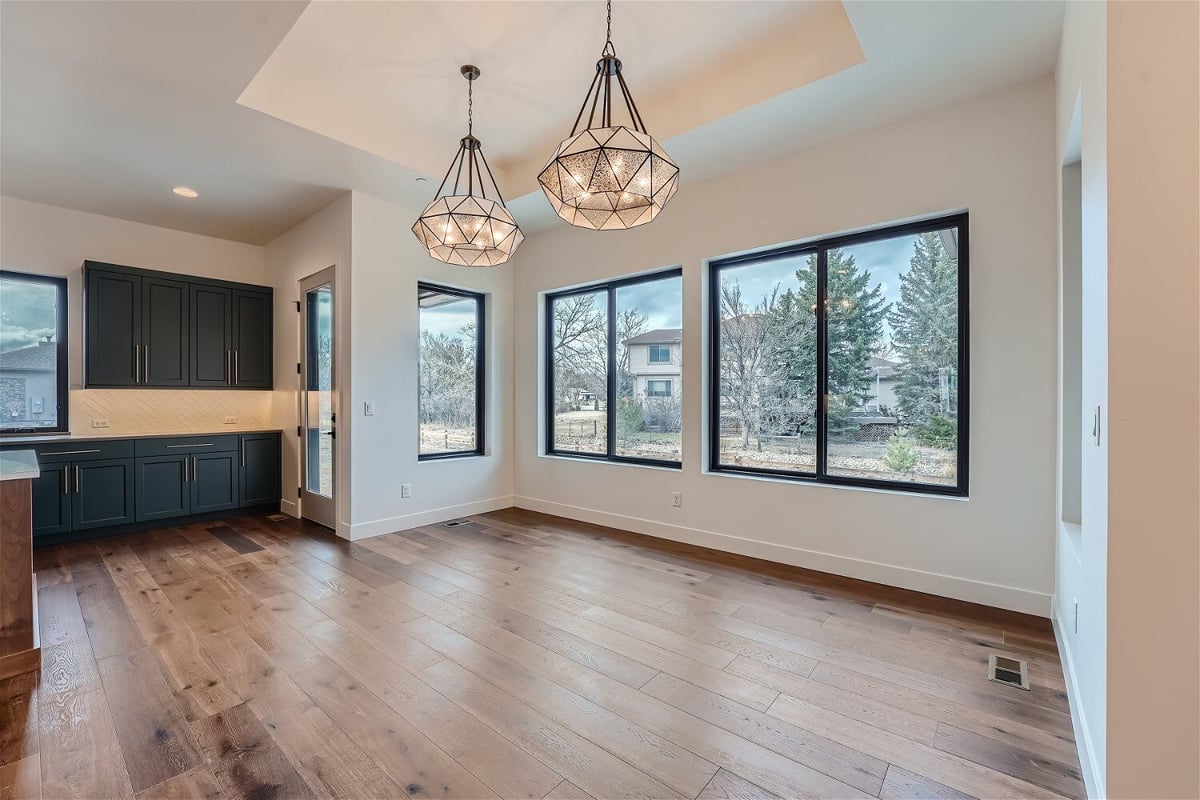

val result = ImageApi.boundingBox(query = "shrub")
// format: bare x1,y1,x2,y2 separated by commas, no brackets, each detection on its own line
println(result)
883,427,919,473
615,396,645,434
917,416,957,449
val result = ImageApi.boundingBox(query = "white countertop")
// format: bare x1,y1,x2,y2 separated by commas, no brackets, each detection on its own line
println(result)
0,449,40,482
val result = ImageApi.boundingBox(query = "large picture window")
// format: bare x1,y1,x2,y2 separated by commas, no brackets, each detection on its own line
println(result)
546,269,683,466
710,214,968,495
418,283,484,459
0,270,68,434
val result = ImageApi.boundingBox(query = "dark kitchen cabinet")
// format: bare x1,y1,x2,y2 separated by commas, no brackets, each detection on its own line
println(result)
72,458,136,530
85,268,140,386
190,285,233,387
191,451,238,513
2,431,280,542
232,291,272,388
30,463,72,537
239,433,281,507
142,277,189,387
84,261,272,390
135,455,190,522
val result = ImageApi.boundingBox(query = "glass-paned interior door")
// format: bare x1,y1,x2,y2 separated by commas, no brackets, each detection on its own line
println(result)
300,267,336,529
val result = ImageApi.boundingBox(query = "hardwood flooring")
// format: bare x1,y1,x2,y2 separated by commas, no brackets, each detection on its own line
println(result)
1,509,1084,800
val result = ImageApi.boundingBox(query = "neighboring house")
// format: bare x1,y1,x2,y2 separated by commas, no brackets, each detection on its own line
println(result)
623,328,682,402
860,355,900,417
0,339,58,428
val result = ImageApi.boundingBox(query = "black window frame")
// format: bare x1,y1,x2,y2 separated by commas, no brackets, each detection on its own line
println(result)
0,270,69,435
417,282,485,461
545,267,684,469
708,213,969,497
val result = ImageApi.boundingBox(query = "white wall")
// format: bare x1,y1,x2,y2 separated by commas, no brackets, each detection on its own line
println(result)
1,196,265,387
512,76,1058,616
1104,2,1199,797
1053,2,1108,795
345,191,514,539
263,194,352,526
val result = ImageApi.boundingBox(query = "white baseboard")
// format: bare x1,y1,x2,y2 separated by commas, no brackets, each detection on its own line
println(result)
514,495,1052,617
1052,596,1104,799
279,498,298,517
346,495,515,541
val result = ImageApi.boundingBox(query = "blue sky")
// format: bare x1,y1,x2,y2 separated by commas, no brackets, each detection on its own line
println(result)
616,275,682,331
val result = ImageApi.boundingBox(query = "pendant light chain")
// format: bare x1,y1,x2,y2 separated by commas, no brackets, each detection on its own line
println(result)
606,0,612,49
467,75,473,137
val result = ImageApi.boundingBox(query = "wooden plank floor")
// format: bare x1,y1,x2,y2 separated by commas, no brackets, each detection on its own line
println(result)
1,509,1084,800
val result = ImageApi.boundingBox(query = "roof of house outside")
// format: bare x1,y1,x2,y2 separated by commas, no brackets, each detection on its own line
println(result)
867,355,899,378
623,328,682,345
0,342,57,371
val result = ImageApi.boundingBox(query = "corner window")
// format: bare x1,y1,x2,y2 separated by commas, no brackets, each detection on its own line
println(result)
710,214,968,495
0,271,68,434
547,269,682,466
418,283,484,459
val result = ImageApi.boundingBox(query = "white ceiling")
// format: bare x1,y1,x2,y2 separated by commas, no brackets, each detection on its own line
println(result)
0,1,1064,246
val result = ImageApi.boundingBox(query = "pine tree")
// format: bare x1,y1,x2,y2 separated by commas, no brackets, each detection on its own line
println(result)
771,251,888,435
883,427,919,473
888,232,959,445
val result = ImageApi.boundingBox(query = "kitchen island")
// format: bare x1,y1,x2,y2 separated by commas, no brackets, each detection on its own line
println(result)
0,449,40,679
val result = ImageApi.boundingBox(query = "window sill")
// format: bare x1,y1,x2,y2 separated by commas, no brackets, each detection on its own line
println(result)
540,452,682,472
705,465,968,500
418,451,487,463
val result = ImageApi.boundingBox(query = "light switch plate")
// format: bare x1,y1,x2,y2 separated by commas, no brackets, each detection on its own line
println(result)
91,418,110,428
364,401,375,416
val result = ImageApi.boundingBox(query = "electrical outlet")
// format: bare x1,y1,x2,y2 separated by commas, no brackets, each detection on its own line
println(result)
672,492,682,508
223,416,238,425
401,483,411,499
91,418,110,429
1073,599,1079,633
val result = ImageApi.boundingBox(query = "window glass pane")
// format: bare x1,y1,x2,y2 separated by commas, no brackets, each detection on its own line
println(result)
0,273,63,432
715,255,817,473
551,290,608,453
615,275,682,461
825,228,959,486
419,287,481,455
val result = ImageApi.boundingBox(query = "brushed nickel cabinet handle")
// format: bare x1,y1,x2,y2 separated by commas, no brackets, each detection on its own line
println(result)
135,344,141,384
144,344,150,383
240,439,245,467
234,350,239,385
165,443,213,448
226,350,231,385
43,448,100,456
74,464,80,494
62,465,69,495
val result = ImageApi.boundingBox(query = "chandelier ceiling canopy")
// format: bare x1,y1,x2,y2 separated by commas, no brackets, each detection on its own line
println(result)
537,0,679,231
412,65,523,267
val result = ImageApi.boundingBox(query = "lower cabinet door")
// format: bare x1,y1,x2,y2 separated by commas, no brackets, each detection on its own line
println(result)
191,451,238,513
239,434,281,507
135,455,189,522
31,464,73,538
72,458,135,530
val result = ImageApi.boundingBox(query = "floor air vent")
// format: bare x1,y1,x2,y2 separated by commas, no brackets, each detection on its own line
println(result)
442,519,471,528
266,514,288,522
988,654,1030,690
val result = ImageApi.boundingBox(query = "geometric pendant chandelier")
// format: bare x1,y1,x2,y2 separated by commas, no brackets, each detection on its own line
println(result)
412,65,524,267
537,0,679,231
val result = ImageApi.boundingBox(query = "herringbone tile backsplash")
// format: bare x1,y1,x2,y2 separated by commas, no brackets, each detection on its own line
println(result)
70,389,273,435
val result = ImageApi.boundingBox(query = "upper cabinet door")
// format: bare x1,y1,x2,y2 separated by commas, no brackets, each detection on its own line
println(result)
232,290,272,389
142,276,189,387
190,285,233,387
85,268,141,386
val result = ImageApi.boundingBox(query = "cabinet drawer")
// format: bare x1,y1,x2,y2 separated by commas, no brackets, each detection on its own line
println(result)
135,435,238,457
31,440,135,463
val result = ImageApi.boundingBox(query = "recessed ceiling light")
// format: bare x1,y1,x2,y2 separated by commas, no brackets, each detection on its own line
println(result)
172,186,198,198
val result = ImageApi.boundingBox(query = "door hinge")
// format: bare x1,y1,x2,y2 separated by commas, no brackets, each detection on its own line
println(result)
296,426,302,437
298,487,302,498
294,300,301,312
296,362,301,374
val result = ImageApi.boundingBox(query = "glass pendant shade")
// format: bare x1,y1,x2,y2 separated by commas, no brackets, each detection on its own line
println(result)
538,3,678,231
413,66,523,267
